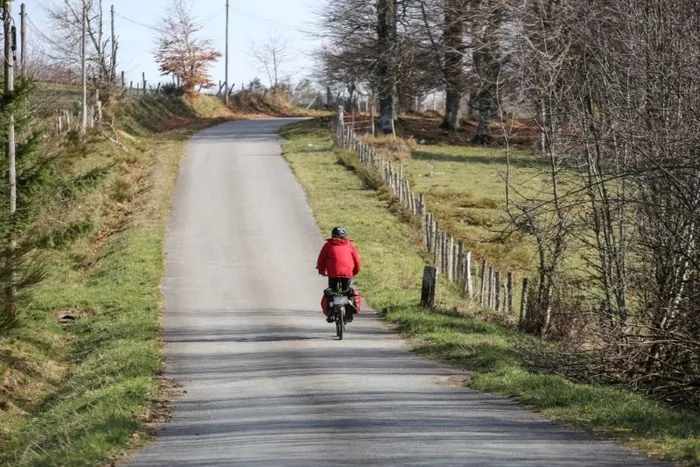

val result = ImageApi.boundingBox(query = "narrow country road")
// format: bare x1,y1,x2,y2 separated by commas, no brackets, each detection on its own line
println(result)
131,119,664,466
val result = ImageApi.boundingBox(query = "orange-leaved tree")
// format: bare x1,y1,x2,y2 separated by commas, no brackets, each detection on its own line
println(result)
154,0,221,95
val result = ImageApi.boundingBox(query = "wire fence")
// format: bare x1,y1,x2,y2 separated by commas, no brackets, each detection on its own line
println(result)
334,106,530,325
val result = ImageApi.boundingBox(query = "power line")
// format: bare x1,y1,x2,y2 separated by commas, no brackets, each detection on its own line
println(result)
113,12,160,32
25,15,54,43
114,8,225,33
231,7,319,37
195,8,226,27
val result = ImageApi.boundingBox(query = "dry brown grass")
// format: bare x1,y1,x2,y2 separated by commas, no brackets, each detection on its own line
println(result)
360,134,418,161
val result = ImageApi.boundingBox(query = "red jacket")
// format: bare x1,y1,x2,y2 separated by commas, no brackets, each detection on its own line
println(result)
316,238,361,278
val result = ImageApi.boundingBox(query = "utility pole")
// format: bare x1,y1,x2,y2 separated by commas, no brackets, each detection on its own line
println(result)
81,5,87,136
20,3,25,77
4,0,16,313
224,0,229,106
98,0,103,83
4,0,15,215
111,5,117,81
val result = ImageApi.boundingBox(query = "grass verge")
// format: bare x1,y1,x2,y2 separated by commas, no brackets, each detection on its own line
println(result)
0,95,232,466
281,119,700,465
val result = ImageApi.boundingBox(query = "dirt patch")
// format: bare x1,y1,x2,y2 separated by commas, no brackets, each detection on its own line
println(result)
434,374,471,388
397,115,540,148
53,308,88,327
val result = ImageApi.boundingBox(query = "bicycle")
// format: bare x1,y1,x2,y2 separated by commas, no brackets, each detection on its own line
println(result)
329,284,350,340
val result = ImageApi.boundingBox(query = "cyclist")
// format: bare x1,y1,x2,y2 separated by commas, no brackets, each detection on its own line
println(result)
316,226,361,322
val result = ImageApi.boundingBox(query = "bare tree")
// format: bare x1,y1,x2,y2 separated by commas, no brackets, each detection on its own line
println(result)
41,0,118,86
316,0,436,125
495,0,700,403
376,0,398,132
154,0,222,95
439,0,467,130
250,32,290,89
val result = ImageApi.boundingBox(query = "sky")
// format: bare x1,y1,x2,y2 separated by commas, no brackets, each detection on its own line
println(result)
24,0,324,89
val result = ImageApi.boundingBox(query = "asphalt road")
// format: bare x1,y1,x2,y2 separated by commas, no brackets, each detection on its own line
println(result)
130,119,664,466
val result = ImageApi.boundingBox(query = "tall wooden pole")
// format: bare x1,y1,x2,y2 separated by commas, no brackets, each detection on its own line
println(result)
81,5,87,136
224,0,230,105
111,5,117,81
4,0,16,314
20,3,25,77
4,0,15,214
98,0,103,82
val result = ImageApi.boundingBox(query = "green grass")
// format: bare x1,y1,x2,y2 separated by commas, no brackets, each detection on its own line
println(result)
0,94,234,466
388,138,590,317
281,119,700,465
402,144,546,273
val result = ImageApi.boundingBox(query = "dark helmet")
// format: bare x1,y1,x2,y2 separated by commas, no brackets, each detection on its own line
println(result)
331,226,347,238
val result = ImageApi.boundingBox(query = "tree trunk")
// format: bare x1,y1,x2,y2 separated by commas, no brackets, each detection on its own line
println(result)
443,89,462,131
474,91,492,144
377,0,398,134
471,0,500,144
440,0,465,131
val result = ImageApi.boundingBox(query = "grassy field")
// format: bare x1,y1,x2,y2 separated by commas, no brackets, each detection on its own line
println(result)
0,95,233,466
402,144,539,271
362,115,589,318
281,119,700,464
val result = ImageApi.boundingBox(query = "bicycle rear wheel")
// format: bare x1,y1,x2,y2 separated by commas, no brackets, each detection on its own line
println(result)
336,307,344,340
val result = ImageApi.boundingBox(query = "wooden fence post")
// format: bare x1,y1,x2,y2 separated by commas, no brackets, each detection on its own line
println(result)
433,222,440,268
452,242,458,283
457,242,464,284
425,214,431,250
486,266,494,309
507,272,514,315
336,105,344,144
519,278,529,330
479,260,487,305
495,271,502,312
447,237,455,281
421,265,437,307
465,252,473,298
442,232,449,275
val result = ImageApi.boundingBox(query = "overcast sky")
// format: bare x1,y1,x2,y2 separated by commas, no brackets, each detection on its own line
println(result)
25,0,323,88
